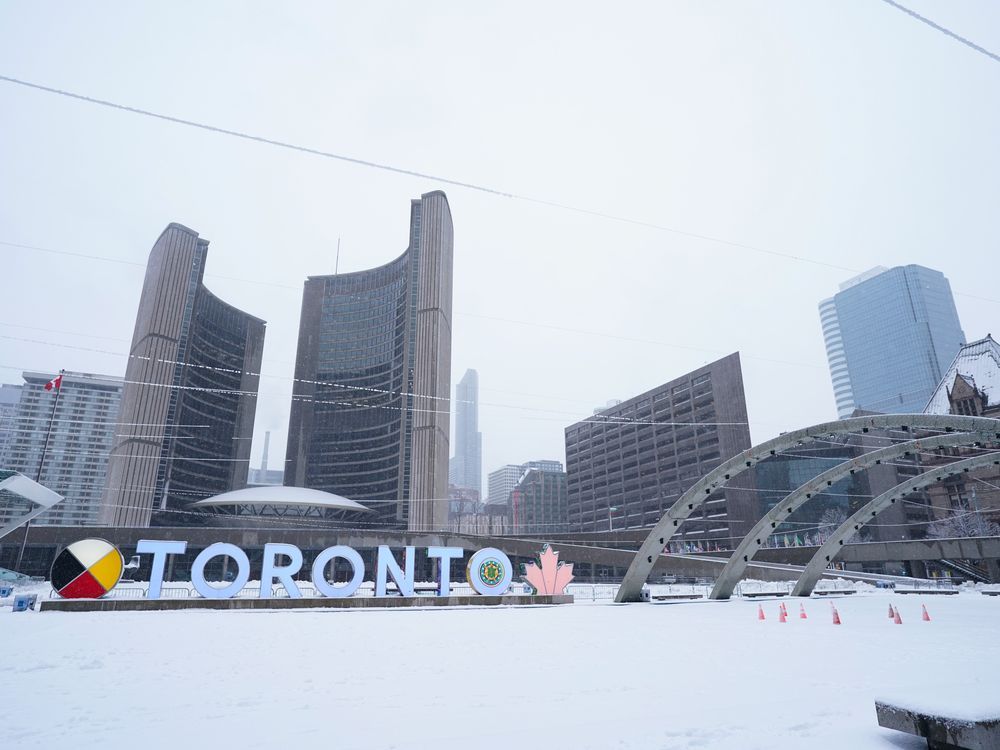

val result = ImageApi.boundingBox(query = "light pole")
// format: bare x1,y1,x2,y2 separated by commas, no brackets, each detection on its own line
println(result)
608,505,618,532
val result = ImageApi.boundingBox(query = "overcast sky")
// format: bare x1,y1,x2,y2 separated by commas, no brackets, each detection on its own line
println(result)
2,1,998,495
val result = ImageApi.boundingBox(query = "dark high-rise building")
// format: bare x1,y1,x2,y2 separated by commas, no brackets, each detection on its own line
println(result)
286,192,454,531
449,368,482,498
102,224,265,527
511,468,568,534
564,353,754,541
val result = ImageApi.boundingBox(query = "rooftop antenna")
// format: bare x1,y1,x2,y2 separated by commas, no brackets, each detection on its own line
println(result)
335,236,341,275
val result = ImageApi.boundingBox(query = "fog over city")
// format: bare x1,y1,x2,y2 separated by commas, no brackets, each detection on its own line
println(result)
2,1,998,489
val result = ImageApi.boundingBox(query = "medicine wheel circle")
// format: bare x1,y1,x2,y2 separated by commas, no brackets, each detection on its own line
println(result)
50,538,124,599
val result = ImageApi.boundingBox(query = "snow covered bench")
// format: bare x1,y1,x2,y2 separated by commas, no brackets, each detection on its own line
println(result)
876,700,1000,750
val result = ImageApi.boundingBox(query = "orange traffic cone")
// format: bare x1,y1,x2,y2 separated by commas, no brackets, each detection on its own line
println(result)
758,604,765,621
922,604,931,622
799,603,807,620
832,607,841,625
779,607,787,623
893,607,903,625
888,603,895,619
780,602,788,617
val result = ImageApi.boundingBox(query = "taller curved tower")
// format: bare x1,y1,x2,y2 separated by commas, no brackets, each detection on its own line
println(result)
286,191,453,531
101,224,265,527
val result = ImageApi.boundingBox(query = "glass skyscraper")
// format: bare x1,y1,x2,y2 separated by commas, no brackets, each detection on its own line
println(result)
448,368,482,497
820,265,965,417
286,192,453,532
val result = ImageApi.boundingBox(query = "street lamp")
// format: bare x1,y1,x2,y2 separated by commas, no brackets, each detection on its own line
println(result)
608,506,618,532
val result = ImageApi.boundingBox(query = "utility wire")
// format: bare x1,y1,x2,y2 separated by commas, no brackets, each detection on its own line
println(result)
0,74,858,274
880,0,1000,65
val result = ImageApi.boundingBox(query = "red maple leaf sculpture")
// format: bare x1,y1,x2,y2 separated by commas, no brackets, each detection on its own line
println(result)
522,544,574,595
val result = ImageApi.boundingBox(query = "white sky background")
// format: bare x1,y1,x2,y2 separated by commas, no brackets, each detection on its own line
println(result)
1,1,998,493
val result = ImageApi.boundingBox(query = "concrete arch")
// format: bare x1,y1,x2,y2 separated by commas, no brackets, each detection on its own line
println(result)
791,451,1000,597
615,414,1000,603
707,432,996,600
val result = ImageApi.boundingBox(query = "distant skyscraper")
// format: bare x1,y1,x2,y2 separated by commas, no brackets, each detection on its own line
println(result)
820,265,965,417
286,192,454,531
0,383,23,466
449,369,482,498
248,431,283,485
1,371,122,527
102,223,265,527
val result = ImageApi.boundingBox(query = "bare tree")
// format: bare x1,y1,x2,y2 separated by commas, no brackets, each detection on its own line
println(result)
816,507,848,544
927,511,1000,539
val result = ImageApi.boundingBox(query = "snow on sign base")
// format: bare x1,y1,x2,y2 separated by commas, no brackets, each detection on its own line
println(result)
2,592,999,749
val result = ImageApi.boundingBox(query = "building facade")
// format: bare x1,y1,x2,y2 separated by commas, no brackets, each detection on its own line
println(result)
920,334,1000,542
285,192,453,531
510,468,568,534
748,430,920,552
448,369,482,498
0,383,22,466
564,353,754,540
486,460,563,508
0,371,122,527
820,265,965,417
101,223,265,527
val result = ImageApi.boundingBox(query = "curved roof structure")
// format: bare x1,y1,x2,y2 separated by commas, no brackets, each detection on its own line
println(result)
190,486,370,512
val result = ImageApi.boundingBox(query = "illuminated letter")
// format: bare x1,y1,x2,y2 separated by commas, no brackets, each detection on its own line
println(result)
426,546,463,597
312,545,364,599
467,548,513,596
137,539,187,600
260,543,303,599
376,545,414,597
191,543,250,599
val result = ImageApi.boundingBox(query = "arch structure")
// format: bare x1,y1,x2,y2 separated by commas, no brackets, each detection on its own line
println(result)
708,431,998,600
791,451,1000,596
615,414,1000,603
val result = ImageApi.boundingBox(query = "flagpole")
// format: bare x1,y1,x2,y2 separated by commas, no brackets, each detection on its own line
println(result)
14,369,63,572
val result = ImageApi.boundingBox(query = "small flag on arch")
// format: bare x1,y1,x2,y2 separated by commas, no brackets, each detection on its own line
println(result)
44,373,63,392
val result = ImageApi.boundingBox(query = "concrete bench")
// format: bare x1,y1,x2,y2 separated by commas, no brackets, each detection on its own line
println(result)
980,590,1000,597
895,588,959,595
741,591,788,598
649,593,703,601
876,701,1000,749
812,589,857,596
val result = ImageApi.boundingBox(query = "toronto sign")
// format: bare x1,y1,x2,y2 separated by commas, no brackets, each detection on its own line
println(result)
51,539,575,601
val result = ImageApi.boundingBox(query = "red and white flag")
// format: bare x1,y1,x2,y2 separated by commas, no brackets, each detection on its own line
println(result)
44,373,63,392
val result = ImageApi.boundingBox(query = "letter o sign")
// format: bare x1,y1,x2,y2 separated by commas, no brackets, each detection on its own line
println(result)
466,548,513,596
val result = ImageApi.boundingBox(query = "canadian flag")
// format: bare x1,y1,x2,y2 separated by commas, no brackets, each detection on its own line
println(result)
44,373,63,392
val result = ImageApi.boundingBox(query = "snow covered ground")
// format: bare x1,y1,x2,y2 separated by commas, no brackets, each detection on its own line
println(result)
2,590,998,749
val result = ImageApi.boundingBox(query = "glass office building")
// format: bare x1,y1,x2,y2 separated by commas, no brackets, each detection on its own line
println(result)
102,224,265,527
820,265,965,417
286,192,453,531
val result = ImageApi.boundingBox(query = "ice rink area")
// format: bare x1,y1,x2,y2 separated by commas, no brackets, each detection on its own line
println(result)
2,590,998,749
